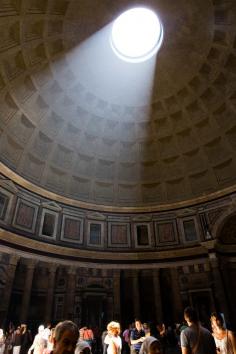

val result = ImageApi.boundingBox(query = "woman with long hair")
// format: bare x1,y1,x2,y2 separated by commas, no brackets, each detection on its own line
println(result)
211,312,236,354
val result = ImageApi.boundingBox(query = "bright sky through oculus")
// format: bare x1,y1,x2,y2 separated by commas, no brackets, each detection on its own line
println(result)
111,7,163,63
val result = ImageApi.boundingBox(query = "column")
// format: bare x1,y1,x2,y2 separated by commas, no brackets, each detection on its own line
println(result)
170,267,183,322
152,269,163,323
132,270,140,319
209,253,229,320
104,295,113,323
44,263,58,323
220,261,236,324
113,269,121,320
0,254,20,326
64,266,77,320
20,259,37,323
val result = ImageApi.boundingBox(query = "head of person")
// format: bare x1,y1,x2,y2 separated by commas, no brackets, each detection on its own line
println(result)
141,337,161,354
75,340,91,354
135,319,142,331
53,320,79,354
210,312,224,331
184,307,199,326
149,341,161,354
38,325,45,335
49,328,55,343
16,326,21,333
107,321,120,337
21,324,27,333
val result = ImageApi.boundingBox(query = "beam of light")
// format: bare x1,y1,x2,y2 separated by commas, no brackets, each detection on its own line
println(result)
111,7,163,63
65,19,161,108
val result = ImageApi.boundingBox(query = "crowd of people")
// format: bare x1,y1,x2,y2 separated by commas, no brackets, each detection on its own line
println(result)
0,307,236,354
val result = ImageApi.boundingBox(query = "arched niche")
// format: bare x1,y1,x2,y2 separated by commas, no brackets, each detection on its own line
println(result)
217,213,236,245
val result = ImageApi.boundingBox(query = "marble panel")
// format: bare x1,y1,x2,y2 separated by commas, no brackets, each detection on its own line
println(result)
155,220,179,246
61,214,83,244
0,191,9,220
12,198,38,232
108,222,131,248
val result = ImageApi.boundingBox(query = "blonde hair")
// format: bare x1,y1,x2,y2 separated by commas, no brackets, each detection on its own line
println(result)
107,321,120,336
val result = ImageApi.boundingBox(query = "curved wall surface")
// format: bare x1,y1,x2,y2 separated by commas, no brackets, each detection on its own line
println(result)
1,172,235,266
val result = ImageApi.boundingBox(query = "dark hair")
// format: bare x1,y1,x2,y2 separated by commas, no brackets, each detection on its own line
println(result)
184,307,199,323
54,320,78,341
211,312,224,329
149,340,161,354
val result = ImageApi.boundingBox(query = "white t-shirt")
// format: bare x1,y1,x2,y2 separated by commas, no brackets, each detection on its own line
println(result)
214,332,234,354
104,335,122,354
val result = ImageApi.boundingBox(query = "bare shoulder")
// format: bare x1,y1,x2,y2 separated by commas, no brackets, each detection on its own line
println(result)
228,330,235,338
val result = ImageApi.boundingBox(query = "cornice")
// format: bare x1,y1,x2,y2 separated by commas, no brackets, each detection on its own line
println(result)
1,162,236,213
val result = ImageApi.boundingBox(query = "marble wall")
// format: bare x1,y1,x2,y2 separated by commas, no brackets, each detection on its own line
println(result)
1,176,235,252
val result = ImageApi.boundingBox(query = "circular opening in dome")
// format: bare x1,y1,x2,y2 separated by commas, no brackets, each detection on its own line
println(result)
111,7,163,63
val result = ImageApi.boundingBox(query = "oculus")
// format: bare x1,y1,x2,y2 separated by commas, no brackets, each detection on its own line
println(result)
111,7,163,63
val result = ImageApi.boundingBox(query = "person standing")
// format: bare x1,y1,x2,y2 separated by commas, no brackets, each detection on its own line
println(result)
104,321,122,354
20,325,32,354
79,327,94,348
52,321,78,354
28,326,46,354
211,312,236,354
139,336,162,354
0,329,5,354
12,327,22,354
130,320,145,354
180,307,216,354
